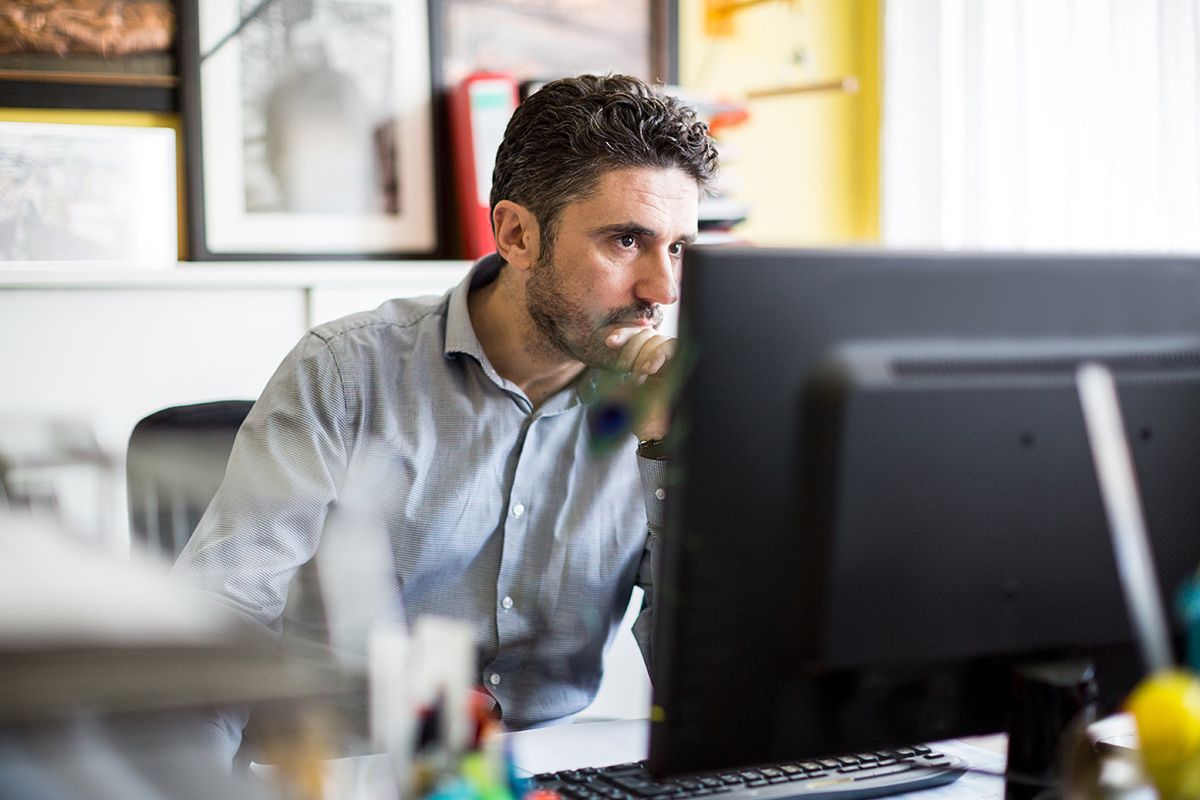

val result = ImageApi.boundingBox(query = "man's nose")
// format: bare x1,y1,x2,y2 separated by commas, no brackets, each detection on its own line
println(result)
635,248,680,306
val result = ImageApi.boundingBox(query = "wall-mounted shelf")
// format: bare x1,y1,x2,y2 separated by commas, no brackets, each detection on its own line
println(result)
0,261,471,290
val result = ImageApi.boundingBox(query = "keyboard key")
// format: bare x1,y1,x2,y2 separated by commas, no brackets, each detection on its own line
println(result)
608,777,675,797
608,763,647,774
911,744,933,755
853,763,918,782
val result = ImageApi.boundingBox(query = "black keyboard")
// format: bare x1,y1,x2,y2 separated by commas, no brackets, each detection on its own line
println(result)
530,744,966,800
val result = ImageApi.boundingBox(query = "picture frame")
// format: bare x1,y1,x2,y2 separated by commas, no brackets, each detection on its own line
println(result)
177,0,438,260
0,109,179,265
0,1,177,111
436,0,678,89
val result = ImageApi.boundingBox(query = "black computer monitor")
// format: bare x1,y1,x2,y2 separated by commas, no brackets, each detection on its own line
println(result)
649,248,1200,777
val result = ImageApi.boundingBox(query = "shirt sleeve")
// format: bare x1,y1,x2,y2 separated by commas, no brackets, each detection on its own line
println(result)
175,330,351,630
632,454,668,674
172,332,351,764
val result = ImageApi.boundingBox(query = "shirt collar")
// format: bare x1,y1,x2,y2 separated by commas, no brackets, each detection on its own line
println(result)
444,252,502,365
443,253,587,416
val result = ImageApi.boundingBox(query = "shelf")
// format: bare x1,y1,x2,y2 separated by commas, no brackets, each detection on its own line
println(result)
0,260,473,290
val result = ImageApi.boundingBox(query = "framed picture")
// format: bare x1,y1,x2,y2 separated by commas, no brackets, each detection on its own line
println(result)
436,0,677,89
0,1,177,111
0,110,178,265
178,0,438,260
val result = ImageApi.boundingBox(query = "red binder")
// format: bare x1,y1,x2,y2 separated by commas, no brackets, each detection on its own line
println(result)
449,72,519,260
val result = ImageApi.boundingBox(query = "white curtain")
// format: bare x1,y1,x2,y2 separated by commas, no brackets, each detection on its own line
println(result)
883,0,1200,252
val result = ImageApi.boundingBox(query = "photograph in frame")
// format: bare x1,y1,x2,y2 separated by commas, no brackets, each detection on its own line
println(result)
0,118,177,265
0,1,176,85
0,1,177,111
179,0,437,259
439,0,660,87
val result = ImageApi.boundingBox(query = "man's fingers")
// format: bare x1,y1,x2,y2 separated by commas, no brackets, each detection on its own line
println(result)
631,337,675,377
607,327,659,373
606,327,641,348
603,328,678,442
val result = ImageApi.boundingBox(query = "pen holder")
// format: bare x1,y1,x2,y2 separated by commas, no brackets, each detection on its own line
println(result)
1005,660,1098,800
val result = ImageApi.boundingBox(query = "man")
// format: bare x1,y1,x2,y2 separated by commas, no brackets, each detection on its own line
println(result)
175,74,719,760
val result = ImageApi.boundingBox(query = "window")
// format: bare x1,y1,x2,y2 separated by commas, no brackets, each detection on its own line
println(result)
883,0,1200,252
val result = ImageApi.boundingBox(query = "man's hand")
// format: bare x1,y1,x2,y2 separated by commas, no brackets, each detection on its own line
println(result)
606,326,677,442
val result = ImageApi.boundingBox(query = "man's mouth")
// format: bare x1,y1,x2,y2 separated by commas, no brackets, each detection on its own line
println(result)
605,308,663,329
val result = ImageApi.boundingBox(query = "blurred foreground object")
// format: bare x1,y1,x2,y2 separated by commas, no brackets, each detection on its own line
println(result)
0,417,119,546
1126,671,1200,799
1121,574,1200,799
0,511,354,718
0,510,358,799
1077,365,1200,798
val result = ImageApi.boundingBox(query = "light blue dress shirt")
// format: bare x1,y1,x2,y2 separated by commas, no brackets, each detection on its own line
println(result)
176,255,666,744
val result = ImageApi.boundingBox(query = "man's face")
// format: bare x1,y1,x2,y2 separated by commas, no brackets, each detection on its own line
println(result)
525,166,699,370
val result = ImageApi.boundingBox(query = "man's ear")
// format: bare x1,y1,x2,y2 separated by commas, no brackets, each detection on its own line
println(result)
492,200,540,272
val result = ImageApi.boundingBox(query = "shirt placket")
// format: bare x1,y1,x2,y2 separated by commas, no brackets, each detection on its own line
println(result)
484,412,541,703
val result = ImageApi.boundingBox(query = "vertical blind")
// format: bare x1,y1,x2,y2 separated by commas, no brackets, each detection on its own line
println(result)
883,0,1200,252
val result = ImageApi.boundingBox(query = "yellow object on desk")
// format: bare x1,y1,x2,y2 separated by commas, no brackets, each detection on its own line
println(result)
1126,669,1200,799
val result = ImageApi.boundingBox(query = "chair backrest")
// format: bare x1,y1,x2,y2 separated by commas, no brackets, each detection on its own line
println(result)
127,400,254,559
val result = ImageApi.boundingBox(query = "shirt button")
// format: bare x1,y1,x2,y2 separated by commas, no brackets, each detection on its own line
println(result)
511,503,526,518
655,487,667,500
501,596,514,610
489,672,502,686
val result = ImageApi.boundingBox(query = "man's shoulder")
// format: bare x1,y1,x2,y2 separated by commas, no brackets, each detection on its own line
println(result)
308,293,449,350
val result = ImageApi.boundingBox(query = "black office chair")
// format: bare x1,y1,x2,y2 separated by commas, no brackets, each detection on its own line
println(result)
127,400,254,560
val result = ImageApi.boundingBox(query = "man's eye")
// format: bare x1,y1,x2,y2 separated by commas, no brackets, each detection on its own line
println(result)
618,234,637,248
669,242,685,256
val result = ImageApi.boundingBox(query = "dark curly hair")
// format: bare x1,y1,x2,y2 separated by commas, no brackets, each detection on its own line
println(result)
489,74,719,254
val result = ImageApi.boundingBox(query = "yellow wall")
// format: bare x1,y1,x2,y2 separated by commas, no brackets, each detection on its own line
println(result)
680,0,880,245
